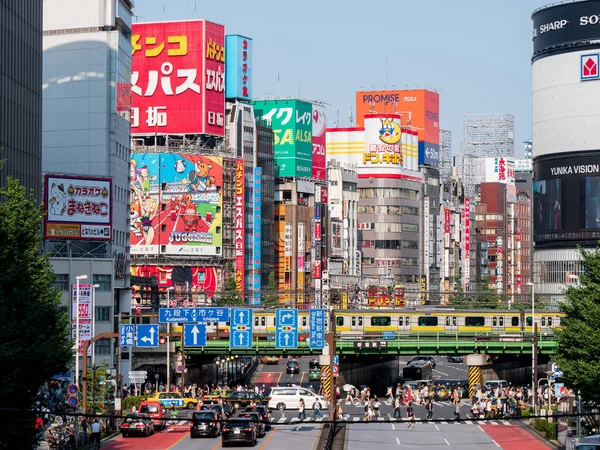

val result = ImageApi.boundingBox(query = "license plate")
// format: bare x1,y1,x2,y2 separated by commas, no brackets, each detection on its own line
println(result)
198,424,206,429
234,429,241,435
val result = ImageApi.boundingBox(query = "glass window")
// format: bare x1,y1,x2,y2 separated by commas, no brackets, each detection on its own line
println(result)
499,317,504,326
254,317,259,326
542,317,546,327
465,317,485,327
401,206,418,215
548,317,553,326
93,274,111,291
399,317,403,326
95,338,111,355
352,317,356,326
446,317,450,326
526,317,532,326
302,317,307,327
337,317,344,327
358,317,363,326
401,223,419,232
95,306,111,322
371,316,391,327
418,316,438,326
511,317,519,326
54,274,69,291
261,317,266,326
493,317,497,326
405,316,410,325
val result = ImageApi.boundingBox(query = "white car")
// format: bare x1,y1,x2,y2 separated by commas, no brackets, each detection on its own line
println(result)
267,386,329,411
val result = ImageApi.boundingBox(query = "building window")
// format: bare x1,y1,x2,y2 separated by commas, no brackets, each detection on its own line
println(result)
54,274,69,291
95,338,111,355
401,206,418,216
93,274,111,291
402,223,419,232
95,307,111,322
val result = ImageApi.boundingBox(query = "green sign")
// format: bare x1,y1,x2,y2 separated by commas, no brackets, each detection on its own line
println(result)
252,99,312,177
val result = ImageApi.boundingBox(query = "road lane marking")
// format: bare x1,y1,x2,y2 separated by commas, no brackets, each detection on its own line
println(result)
300,373,305,385
444,438,450,446
396,437,400,445
165,429,190,450
278,417,287,423
391,423,396,430
501,420,512,426
464,420,473,424
258,425,278,450
492,439,501,448
211,439,222,450
353,417,360,421
434,424,440,431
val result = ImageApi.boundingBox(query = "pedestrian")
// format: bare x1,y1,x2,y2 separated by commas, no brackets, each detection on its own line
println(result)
393,396,402,419
406,402,415,429
298,398,306,420
336,400,344,420
426,398,434,420
373,395,381,418
90,419,101,448
311,399,322,420
454,402,461,421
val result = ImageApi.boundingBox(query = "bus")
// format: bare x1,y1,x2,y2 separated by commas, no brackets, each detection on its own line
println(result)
402,361,433,381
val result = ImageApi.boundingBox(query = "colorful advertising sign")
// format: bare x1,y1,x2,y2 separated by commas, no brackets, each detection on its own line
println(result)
131,265,219,308
252,99,312,177
72,283,92,356
484,157,515,185
235,158,245,293
130,154,223,255
463,198,471,289
131,20,225,136
252,168,262,304
330,220,343,258
298,222,305,304
44,175,111,241
225,35,252,100
312,104,327,180
362,114,403,177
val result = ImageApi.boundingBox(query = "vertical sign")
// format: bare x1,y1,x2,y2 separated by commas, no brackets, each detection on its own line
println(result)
224,35,252,100
312,104,327,181
309,308,325,349
235,158,245,293
72,283,92,356
297,222,305,304
423,197,430,303
276,308,298,349
463,198,471,290
284,221,292,276
252,168,262,305
119,324,135,347
444,206,451,248
230,307,252,349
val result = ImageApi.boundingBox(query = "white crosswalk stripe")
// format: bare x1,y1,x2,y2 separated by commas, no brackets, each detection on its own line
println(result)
260,417,517,425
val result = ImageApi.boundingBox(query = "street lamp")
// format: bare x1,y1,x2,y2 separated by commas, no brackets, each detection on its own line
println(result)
75,275,88,388
91,284,100,367
527,281,536,416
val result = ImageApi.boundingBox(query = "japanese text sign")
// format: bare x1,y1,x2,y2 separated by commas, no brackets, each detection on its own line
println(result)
235,158,245,293
120,324,135,347
132,20,225,136
309,308,325,349
225,35,252,100
71,283,92,320
158,307,229,323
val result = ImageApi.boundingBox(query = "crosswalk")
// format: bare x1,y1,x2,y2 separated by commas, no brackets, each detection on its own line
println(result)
357,400,472,408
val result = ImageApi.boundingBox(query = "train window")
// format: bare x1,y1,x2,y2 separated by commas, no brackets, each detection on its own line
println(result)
405,316,410,325
254,317,259,326
337,317,344,327
261,317,266,326
526,317,532,327
465,317,485,327
493,317,497,327
452,317,456,326
399,317,403,326
512,317,519,326
358,317,363,326
418,316,438,326
302,317,307,327
446,317,450,326
352,317,356,327
542,317,546,327
548,317,553,327
371,316,391,327
499,317,504,326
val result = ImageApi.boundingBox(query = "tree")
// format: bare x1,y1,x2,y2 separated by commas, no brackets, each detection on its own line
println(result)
554,246,600,404
449,275,468,307
0,178,73,448
213,262,244,306
260,272,280,307
473,275,501,309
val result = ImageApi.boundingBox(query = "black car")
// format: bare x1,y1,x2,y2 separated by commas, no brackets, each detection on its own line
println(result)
237,411,265,438
286,360,300,374
447,355,464,363
190,410,220,438
408,356,436,368
222,419,257,447
201,403,226,421
252,405,272,431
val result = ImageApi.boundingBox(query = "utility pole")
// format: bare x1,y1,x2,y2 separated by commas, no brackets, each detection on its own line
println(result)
532,323,538,417
325,308,337,421
116,313,122,415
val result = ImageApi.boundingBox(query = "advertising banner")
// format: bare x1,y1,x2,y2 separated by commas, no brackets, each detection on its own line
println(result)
252,168,262,305
131,20,225,136
444,206,451,248
423,198,430,290
225,35,252,101
72,284,92,320
312,104,327,180
235,158,245,293
362,114,403,177
252,99,312,177
44,175,111,241
484,157,515,185
515,159,533,172
284,222,293,257
131,265,219,308
418,142,440,166
298,222,305,303
330,220,343,258
130,154,223,256
463,198,471,289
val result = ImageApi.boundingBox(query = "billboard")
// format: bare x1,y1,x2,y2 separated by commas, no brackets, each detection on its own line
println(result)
362,114,403,177
330,220,343,258
44,175,112,240
130,154,223,255
72,283,92,356
225,35,252,100
484,157,515,185
252,168,262,304
312,105,327,180
235,158,245,292
131,20,225,136
131,265,219,308
515,159,533,172
252,99,312,177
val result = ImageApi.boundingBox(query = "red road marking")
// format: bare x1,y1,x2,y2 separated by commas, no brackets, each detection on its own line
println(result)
102,428,189,450
254,372,277,384
480,424,552,450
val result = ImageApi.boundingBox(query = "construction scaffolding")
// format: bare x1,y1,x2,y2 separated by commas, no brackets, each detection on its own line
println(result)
459,113,515,199
439,129,453,192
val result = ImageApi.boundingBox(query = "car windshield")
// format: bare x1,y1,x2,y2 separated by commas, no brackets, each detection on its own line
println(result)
193,412,214,420
225,420,250,428
124,415,146,423
140,405,158,414
288,361,299,366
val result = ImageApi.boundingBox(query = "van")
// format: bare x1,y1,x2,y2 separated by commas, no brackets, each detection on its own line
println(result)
484,380,508,390
138,400,167,430
267,386,329,411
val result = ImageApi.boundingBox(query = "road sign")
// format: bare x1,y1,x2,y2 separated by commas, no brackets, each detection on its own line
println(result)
354,341,388,349
276,308,298,349
230,308,253,349
128,371,147,376
332,365,339,376
119,324,135,347
136,324,159,347
332,355,339,366
321,370,328,380
67,384,78,395
184,323,207,347
159,307,229,323
67,397,78,408
382,331,396,339
309,308,325,349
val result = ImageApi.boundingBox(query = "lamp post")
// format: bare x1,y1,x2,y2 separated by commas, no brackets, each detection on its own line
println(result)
527,281,537,416
91,283,100,367
75,275,88,388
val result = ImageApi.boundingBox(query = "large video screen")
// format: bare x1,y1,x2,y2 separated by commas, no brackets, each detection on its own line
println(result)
534,152,600,247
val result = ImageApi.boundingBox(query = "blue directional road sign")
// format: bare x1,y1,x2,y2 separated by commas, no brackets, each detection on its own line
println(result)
136,324,159,347
119,324,135,347
309,308,325,349
230,308,253,349
333,355,339,366
159,307,229,323
382,331,396,340
276,308,298,349
184,323,206,347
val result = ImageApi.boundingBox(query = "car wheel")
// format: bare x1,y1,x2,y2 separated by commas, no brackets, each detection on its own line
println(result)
187,402,195,409
122,432,128,438
253,438,258,446
277,403,286,411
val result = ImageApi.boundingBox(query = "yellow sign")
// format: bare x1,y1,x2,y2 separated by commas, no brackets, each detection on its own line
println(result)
46,223,81,238
342,291,348,309
378,117,402,144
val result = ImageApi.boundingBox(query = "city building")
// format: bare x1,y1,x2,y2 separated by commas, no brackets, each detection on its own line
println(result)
256,121,275,292
439,129,453,193
42,0,134,374
515,161,533,291
531,1,600,302
0,0,43,200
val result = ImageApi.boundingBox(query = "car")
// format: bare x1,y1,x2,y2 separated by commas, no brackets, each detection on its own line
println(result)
190,410,221,438
484,380,509,390
286,360,300,374
237,411,266,438
251,405,272,431
268,386,329,411
309,366,321,381
120,414,155,437
226,391,269,412
222,418,257,447
408,356,436,368
146,392,198,409
200,403,226,421
447,355,464,363
138,400,167,430
204,389,236,402
261,356,279,365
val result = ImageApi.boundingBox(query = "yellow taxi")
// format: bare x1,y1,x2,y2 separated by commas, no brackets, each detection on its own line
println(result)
261,356,279,365
146,392,198,409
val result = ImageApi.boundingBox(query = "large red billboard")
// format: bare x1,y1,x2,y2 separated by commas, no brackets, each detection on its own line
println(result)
312,105,326,180
131,20,225,136
235,158,245,293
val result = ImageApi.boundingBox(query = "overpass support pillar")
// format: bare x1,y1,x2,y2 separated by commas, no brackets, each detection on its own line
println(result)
466,354,486,399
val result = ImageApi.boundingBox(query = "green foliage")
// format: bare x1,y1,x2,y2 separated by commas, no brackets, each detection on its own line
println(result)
449,276,467,306
521,407,533,418
214,262,244,306
533,418,558,441
0,178,73,449
87,364,116,414
122,396,143,414
554,246,600,404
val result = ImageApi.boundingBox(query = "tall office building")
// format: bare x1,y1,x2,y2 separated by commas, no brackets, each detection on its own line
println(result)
0,0,43,199
439,129,452,192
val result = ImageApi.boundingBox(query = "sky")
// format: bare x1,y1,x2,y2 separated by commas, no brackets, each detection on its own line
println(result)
133,0,547,158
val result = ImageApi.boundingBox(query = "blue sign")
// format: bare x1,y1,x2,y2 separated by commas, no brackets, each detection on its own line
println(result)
276,308,298,349
315,204,321,221
159,307,229,323
67,397,78,408
418,141,440,166
309,308,325,349
382,331,396,340
230,308,253,349
136,324,159,347
184,323,206,347
333,355,339,366
119,324,135,347
225,35,253,100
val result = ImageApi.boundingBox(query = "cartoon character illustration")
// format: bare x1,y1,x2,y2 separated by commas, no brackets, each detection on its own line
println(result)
174,159,186,174
138,194,158,245
182,201,201,232
379,117,402,145
136,165,157,196
182,160,215,192
130,159,141,202
130,201,143,237
168,196,180,221
49,183,67,216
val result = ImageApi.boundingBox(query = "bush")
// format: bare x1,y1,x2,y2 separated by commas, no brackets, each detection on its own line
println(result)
532,417,558,441
122,396,143,414
522,407,533,418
